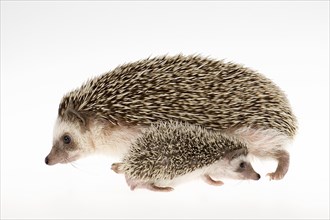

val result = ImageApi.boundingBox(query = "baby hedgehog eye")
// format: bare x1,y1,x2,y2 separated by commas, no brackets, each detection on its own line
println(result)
239,162,246,169
63,135,71,144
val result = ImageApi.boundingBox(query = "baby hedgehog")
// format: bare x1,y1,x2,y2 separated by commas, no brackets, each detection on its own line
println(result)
45,54,297,180
111,121,260,192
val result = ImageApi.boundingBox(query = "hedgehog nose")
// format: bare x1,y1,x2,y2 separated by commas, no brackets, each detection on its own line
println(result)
45,156,49,165
256,173,261,180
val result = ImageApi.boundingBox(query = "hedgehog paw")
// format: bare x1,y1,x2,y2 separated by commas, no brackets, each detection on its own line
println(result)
129,183,138,191
124,176,140,191
111,162,124,174
203,174,224,186
267,150,289,180
147,183,174,192
125,178,174,192
266,172,285,180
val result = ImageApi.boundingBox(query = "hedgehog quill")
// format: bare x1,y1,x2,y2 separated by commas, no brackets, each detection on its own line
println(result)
45,54,297,181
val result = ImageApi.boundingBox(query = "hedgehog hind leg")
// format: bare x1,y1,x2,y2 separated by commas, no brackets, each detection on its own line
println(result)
125,177,174,192
147,183,174,192
267,149,290,180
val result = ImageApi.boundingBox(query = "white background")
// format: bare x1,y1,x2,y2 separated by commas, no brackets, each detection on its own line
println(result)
1,1,329,219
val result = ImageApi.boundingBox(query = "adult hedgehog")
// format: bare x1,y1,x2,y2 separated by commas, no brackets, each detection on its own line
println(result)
45,54,297,180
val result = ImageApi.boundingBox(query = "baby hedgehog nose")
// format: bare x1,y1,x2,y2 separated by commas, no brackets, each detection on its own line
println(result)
257,173,261,180
45,156,49,165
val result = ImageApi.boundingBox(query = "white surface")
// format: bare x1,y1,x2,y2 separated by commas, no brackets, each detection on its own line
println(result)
1,1,329,219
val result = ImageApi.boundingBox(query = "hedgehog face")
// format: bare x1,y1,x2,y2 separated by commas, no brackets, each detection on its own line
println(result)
45,118,94,165
228,156,260,180
210,155,260,181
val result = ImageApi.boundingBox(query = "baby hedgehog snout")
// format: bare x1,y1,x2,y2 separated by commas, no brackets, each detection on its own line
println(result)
45,156,49,165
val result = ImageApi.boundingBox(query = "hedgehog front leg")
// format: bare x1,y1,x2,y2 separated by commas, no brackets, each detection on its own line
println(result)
111,162,138,190
111,166,143,191
111,162,124,174
203,174,224,186
267,150,290,180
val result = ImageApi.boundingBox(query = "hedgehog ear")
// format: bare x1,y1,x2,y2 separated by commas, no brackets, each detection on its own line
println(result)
67,108,86,126
225,148,247,160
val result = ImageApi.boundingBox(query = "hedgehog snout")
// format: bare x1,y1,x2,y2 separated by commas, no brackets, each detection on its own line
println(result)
45,156,49,165
251,173,261,180
44,155,57,166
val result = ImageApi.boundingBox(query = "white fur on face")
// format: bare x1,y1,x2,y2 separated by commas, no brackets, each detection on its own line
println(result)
48,118,94,165
53,118,85,146
48,117,145,165
207,155,256,180
207,157,244,180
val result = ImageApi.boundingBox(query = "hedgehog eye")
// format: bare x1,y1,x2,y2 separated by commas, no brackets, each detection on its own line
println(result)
239,162,246,169
63,135,71,144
